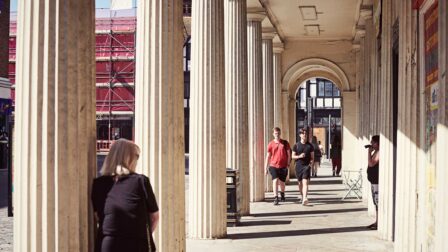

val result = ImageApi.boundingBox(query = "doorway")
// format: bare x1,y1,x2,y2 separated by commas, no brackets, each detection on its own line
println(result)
295,78,342,157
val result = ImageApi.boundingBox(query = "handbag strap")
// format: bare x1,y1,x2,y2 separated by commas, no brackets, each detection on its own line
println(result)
138,175,153,252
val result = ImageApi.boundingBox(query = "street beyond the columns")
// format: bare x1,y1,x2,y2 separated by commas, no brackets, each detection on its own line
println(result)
186,160,393,252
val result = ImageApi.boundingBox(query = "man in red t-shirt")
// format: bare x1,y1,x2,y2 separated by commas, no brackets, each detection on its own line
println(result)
264,127,291,205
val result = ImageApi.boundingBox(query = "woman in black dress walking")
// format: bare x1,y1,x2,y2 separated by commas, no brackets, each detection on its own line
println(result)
92,139,159,252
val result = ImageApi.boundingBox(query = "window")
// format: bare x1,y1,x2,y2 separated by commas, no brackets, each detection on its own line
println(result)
334,98,341,108
333,88,340,97
300,88,306,108
310,83,316,97
318,81,325,96
324,98,333,107
316,98,324,108
325,81,333,96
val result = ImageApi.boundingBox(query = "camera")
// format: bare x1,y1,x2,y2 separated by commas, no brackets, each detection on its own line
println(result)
364,144,372,149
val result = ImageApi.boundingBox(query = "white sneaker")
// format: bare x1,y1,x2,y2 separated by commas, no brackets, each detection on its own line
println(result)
302,198,309,205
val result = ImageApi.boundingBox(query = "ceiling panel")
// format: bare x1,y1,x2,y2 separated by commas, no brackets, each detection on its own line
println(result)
264,0,361,41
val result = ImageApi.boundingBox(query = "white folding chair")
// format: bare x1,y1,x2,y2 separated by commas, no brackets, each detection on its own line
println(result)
341,169,363,200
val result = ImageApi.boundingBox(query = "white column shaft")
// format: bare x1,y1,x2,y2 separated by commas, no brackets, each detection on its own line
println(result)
379,0,394,240
436,0,448,251
189,0,227,239
247,19,264,202
14,0,96,251
262,38,274,192
224,0,249,215
273,51,282,129
134,0,185,251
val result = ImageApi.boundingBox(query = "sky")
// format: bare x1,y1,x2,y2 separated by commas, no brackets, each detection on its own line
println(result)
10,0,136,12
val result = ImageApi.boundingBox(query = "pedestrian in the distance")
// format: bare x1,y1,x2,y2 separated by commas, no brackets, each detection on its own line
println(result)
292,128,314,205
264,127,291,205
92,139,159,252
330,135,342,176
311,136,322,177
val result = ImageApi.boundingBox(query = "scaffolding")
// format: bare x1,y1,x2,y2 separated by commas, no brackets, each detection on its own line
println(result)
8,7,192,152
95,8,136,150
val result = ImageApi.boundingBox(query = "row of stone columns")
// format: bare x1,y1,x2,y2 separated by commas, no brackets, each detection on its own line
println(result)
13,0,286,250
356,0,448,250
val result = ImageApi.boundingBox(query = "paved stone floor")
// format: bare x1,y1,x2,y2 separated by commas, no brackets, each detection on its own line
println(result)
187,160,394,252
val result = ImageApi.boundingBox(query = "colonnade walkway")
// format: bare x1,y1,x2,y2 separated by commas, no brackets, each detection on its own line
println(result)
187,161,394,252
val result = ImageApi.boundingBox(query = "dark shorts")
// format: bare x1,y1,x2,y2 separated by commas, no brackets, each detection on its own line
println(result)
295,165,311,180
269,167,288,182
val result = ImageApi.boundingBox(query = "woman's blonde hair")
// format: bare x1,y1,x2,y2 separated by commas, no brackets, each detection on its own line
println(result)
100,139,140,176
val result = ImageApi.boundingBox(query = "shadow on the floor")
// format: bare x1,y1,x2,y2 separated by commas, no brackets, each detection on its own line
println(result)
313,199,362,204
238,220,292,226
310,179,342,185
250,207,367,217
306,192,335,196
265,196,355,201
226,225,370,239
309,188,347,192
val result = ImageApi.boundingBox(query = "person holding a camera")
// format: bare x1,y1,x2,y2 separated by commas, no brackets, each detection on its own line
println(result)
366,135,380,230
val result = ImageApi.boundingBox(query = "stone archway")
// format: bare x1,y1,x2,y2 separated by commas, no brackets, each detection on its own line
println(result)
280,58,351,176
283,58,351,99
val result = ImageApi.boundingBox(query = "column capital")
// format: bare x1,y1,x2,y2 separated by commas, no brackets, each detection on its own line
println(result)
359,6,373,20
247,12,266,22
262,31,276,40
355,25,366,37
352,43,361,52
273,43,284,53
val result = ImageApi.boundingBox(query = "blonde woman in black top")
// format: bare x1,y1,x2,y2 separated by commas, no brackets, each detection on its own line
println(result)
92,139,159,251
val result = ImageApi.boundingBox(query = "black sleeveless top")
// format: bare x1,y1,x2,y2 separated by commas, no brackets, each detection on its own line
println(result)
367,163,379,184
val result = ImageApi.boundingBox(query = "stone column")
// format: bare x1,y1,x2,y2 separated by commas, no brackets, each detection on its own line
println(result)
378,0,394,241
341,91,358,173
134,0,185,250
436,0,448,251
224,0,250,216
13,0,96,251
262,32,275,192
189,0,227,239
273,44,283,129
282,91,294,177
247,13,265,202
393,1,419,250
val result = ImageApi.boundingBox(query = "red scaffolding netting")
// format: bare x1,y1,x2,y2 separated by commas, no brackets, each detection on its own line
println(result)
8,9,137,147
8,9,137,114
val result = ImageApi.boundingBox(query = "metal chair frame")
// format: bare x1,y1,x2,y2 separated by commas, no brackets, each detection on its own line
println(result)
341,169,363,200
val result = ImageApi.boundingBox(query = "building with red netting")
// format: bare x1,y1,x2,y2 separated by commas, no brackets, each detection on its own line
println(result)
8,8,191,154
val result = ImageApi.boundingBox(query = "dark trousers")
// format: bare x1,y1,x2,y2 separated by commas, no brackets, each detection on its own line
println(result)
332,158,341,174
